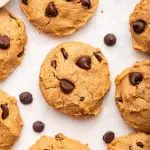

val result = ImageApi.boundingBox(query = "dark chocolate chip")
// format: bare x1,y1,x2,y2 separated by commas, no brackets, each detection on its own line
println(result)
33,121,45,133
60,79,74,94
116,97,123,103
80,97,85,101
61,48,68,59
22,0,28,5
17,50,24,57
0,35,10,49
1,104,9,119
129,146,132,150
133,20,146,34
104,34,116,46
129,72,143,86
103,131,115,144
93,52,102,62
55,134,64,141
81,0,91,9
51,60,57,69
136,142,144,148
76,56,91,70
45,2,58,17
19,92,33,105
66,0,72,1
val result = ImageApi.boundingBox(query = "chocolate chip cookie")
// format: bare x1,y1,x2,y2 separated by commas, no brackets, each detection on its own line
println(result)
21,0,98,36
108,132,150,150
115,60,150,132
39,42,110,118
130,0,150,55
0,89,23,150
0,8,27,81
30,133,89,150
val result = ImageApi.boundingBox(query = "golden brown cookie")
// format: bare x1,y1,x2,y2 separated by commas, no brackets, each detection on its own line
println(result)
0,8,27,81
0,89,23,150
39,42,111,118
30,133,89,150
115,60,150,132
21,0,98,36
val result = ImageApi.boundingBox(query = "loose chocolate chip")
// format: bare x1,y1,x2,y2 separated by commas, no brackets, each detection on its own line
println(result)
51,60,57,69
61,48,68,59
136,142,144,148
76,56,91,70
33,121,45,133
60,79,74,94
133,20,146,34
129,72,143,86
19,92,33,105
103,131,115,144
104,34,116,46
1,104,9,119
93,52,102,62
0,35,10,49
22,0,28,5
116,97,123,103
45,2,58,17
80,97,85,101
81,0,91,9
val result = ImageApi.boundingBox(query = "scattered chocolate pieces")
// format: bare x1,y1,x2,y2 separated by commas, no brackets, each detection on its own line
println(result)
22,0,28,5
132,20,146,34
136,142,144,148
104,34,116,46
81,0,91,9
103,131,115,144
1,103,9,119
93,52,102,62
19,92,33,105
129,72,143,86
45,2,58,17
33,121,45,133
51,60,57,69
61,48,68,59
0,35,10,49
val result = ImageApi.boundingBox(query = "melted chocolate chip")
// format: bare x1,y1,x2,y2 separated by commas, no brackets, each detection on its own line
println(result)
51,60,57,69
45,2,58,17
93,52,102,62
136,142,144,148
61,48,68,59
104,34,116,46
133,20,146,34
60,79,74,94
81,0,91,9
76,56,91,70
129,72,143,86
33,121,45,133
1,104,9,119
0,35,10,49
22,0,28,5
19,92,33,105
103,131,115,144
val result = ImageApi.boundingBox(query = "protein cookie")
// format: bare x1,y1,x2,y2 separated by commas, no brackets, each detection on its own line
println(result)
0,8,27,81
21,0,98,36
115,60,150,132
0,89,23,150
130,0,150,55
39,42,110,118
30,133,89,150
108,132,150,150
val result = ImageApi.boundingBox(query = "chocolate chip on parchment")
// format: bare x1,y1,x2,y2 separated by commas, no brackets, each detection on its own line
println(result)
136,142,144,148
129,72,143,86
103,131,115,144
76,56,91,70
133,20,146,34
81,0,91,9
104,34,116,46
45,2,58,17
60,79,74,94
93,52,102,62
61,48,68,59
33,121,45,133
22,0,28,5
19,92,33,105
51,60,57,69
1,103,9,119
0,35,10,49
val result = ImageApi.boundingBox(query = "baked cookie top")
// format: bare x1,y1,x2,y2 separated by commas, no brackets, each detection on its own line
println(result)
21,0,98,36
39,42,110,118
0,8,27,81
115,60,150,132
30,133,89,150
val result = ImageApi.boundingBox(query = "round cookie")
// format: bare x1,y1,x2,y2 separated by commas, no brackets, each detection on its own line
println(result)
0,89,23,150
39,42,110,118
0,8,27,81
21,0,98,36
30,133,89,150
108,132,150,150
115,60,150,132
130,0,150,55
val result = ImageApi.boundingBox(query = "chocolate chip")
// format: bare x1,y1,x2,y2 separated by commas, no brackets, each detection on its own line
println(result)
103,131,115,144
0,35,10,49
81,0,91,9
80,97,85,101
1,104,9,119
76,56,91,70
45,2,58,17
33,121,45,133
66,0,72,1
55,134,64,141
60,79,74,94
104,34,116,46
51,60,57,69
22,0,28,5
116,97,123,103
93,52,102,62
129,72,143,86
133,20,146,34
129,146,132,150
61,48,68,59
136,142,144,148
17,50,24,57
19,92,33,105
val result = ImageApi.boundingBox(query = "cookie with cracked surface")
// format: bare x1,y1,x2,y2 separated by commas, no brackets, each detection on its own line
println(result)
0,89,23,150
0,8,27,81
30,133,89,150
108,132,150,150
39,42,110,118
115,60,150,132
21,0,98,36
130,0,150,55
